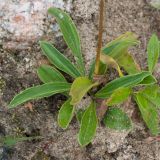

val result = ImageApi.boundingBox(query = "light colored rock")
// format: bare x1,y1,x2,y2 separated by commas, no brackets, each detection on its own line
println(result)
0,0,72,50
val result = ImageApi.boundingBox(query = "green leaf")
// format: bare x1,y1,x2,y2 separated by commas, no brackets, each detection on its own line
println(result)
140,85,159,98
150,0,160,9
88,60,107,80
102,32,139,58
95,71,153,99
137,85,160,108
100,54,123,77
48,8,85,75
135,93,159,135
107,88,131,106
58,98,74,129
69,77,98,105
147,34,160,73
76,109,85,123
37,65,66,83
9,82,71,108
99,61,107,75
78,102,98,147
102,32,140,74
0,136,42,147
103,107,132,131
40,41,81,78
116,51,141,74
88,59,96,80
139,74,157,85
150,93,160,108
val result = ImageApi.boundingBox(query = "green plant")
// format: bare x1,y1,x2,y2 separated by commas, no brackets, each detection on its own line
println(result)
9,2,160,147
150,0,160,9
0,136,41,147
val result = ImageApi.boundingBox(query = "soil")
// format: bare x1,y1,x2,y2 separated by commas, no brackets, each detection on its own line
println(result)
0,0,160,160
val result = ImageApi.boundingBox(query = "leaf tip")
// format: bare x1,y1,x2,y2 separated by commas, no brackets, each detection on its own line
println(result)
77,134,87,147
69,100,76,106
39,40,45,46
8,100,15,109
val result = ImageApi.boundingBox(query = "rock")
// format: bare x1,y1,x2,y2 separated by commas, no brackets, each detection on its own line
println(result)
0,0,72,50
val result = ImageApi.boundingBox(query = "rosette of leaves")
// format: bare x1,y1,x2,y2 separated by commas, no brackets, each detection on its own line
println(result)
9,7,160,147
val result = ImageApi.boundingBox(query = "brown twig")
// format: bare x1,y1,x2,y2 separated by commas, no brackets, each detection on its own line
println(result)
94,0,105,75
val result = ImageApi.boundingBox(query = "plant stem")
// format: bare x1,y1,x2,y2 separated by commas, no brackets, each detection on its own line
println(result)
94,0,105,75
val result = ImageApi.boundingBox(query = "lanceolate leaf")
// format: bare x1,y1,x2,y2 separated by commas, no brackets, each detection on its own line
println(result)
102,32,140,74
149,92,160,108
78,102,98,147
88,60,107,80
69,77,98,105
147,34,160,73
88,59,96,80
103,107,132,131
116,51,141,74
135,93,159,135
100,54,123,77
147,93,160,108
48,8,85,75
102,32,139,58
76,109,85,123
9,82,71,108
37,65,66,83
95,71,154,99
139,74,157,85
1,136,42,147
136,85,160,108
40,41,81,78
99,61,107,75
106,88,131,106
58,99,74,129
140,85,159,98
